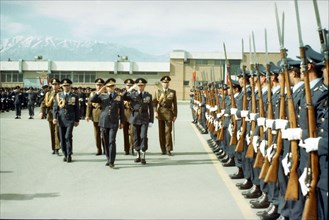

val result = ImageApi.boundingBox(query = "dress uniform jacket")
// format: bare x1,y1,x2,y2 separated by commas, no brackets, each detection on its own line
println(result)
123,91,154,125
154,88,177,121
90,92,124,128
53,92,80,127
86,91,102,123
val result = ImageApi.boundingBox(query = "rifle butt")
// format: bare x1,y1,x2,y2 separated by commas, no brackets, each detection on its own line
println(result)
284,171,299,201
245,143,255,159
253,151,264,169
302,188,317,220
259,157,270,179
235,136,245,153
230,132,237,145
216,128,225,141
264,158,279,183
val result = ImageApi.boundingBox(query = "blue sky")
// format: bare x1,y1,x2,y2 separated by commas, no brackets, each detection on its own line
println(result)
1,0,328,58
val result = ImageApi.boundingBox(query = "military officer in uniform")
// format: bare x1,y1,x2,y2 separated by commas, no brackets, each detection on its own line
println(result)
86,78,105,155
123,78,154,165
122,79,135,155
13,86,24,119
90,78,124,168
53,79,80,163
40,78,61,155
26,87,37,119
153,76,177,155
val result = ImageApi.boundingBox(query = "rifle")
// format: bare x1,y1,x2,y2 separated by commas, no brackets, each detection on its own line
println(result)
260,29,273,180
246,36,257,159
252,32,266,169
236,39,247,153
217,80,226,141
223,43,238,145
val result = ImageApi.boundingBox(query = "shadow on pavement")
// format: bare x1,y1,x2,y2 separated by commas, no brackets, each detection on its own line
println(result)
0,192,59,201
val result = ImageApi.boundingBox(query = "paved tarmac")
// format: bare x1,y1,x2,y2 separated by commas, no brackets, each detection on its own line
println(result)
0,104,262,219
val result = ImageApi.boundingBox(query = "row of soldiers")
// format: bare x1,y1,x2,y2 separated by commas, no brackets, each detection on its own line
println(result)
0,86,47,117
191,44,328,220
39,75,177,168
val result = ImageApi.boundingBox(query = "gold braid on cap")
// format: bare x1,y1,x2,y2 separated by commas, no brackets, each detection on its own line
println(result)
45,91,55,107
56,93,66,108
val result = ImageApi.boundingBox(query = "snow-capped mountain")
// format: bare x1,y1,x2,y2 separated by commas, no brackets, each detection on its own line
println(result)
0,36,169,62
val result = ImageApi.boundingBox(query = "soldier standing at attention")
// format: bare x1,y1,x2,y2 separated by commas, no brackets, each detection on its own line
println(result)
123,78,154,165
122,79,135,155
86,78,105,156
153,76,177,156
90,78,124,168
40,78,61,155
53,79,80,163
13,86,24,119
26,87,37,119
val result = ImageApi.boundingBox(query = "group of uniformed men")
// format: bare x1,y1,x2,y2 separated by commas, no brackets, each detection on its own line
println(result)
190,44,328,220
39,76,177,168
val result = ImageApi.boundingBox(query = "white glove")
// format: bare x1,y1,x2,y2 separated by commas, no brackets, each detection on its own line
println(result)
282,128,302,140
148,122,153,128
252,136,259,153
221,109,225,115
282,153,292,176
275,119,288,130
249,113,259,121
299,137,321,152
246,134,251,145
237,129,242,140
259,140,267,156
206,104,210,110
217,112,222,118
267,144,276,162
228,123,232,136
257,117,266,127
265,119,275,130
241,110,249,118
299,168,311,196
198,103,201,107
128,84,137,92
230,108,238,115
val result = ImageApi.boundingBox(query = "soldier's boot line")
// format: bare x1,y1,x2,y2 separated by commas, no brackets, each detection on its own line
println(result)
134,151,141,163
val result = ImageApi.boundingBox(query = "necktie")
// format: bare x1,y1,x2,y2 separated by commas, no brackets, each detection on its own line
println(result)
139,92,143,99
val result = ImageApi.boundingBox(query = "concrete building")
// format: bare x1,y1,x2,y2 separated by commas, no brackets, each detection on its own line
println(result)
0,51,280,100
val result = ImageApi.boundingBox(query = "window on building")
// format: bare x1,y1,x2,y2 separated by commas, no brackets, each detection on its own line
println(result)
50,71,96,83
183,80,189,86
195,60,208,65
0,71,23,82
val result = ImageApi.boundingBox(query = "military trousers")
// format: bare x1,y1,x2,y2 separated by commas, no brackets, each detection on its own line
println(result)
123,121,133,154
158,119,173,154
93,121,103,154
27,104,34,116
48,121,60,151
15,103,21,116
132,124,148,152
59,125,74,158
100,126,118,164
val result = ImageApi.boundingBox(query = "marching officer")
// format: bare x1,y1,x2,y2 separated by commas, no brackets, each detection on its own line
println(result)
123,78,154,165
122,79,135,155
153,76,178,156
90,78,124,168
86,78,105,155
40,78,61,155
53,79,80,163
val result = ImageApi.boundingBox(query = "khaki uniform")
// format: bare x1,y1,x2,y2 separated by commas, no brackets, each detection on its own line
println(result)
123,98,134,154
40,90,60,152
154,88,177,154
86,91,104,154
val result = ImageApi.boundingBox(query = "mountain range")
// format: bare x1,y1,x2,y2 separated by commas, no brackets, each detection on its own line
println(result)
0,36,169,62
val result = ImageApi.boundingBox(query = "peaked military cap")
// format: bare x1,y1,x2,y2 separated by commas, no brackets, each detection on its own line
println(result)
269,62,280,75
95,78,105,85
231,80,240,88
257,64,267,76
105,78,116,86
50,78,60,85
160,76,171,83
124,78,134,86
135,78,147,85
237,69,251,78
303,45,324,64
315,60,325,69
61,78,72,86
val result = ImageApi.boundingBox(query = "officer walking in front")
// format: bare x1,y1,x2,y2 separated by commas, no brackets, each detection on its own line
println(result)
26,87,37,119
90,78,125,168
13,86,24,119
153,76,177,156
53,79,80,163
123,78,154,165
